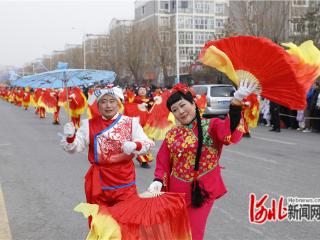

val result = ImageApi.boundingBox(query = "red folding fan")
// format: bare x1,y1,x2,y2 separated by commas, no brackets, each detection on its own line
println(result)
199,36,320,109
104,192,192,240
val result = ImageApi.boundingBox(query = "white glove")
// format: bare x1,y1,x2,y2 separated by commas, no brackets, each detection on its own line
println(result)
122,141,137,155
63,122,76,137
148,181,163,193
233,79,258,101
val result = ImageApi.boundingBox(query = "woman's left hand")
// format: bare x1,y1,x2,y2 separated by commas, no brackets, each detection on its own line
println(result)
233,79,258,101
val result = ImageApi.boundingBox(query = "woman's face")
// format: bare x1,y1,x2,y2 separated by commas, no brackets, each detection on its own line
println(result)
138,87,147,96
170,99,196,125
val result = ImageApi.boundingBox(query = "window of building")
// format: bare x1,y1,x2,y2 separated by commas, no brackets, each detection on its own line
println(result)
160,32,170,42
186,32,193,44
178,17,184,28
195,32,214,45
208,18,215,29
216,19,225,28
181,1,188,8
179,32,193,44
195,1,210,14
215,33,224,39
292,0,308,6
160,16,169,27
194,17,204,29
179,47,193,61
160,1,169,11
178,16,193,29
194,16,214,30
186,17,193,28
208,2,215,14
291,17,306,33
215,3,225,14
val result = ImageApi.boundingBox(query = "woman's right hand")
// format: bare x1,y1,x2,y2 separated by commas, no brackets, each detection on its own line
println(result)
63,122,75,137
148,181,163,193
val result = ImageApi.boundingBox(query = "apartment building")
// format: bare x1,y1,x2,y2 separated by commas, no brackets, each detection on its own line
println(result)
135,0,229,84
289,0,320,42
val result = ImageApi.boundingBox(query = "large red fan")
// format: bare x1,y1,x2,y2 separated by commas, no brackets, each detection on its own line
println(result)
199,36,320,109
75,192,192,240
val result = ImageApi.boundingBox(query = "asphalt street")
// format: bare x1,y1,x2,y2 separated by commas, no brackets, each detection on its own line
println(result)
0,99,319,240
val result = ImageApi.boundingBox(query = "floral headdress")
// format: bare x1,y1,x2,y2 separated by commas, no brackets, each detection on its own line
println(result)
169,83,196,97
169,83,190,95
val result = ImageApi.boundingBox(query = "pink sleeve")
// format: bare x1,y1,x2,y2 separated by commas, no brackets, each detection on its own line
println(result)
154,139,171,189
208,115,245,145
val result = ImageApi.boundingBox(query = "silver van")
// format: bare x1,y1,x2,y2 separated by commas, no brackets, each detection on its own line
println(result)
192,84,235,117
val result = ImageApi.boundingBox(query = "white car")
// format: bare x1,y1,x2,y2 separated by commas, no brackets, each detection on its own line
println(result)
192,84,235,117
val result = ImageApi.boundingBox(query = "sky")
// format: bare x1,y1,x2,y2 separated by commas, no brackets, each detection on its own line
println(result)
0,0,135,67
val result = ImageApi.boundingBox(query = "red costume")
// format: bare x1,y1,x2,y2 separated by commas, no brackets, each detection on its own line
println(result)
61,114,154,206
154,116,246,239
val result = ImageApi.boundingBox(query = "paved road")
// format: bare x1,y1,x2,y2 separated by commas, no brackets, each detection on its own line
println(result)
0,99,319,240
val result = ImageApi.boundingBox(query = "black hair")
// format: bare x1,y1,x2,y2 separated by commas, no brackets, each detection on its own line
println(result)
166,91,194,111
167,90,210,208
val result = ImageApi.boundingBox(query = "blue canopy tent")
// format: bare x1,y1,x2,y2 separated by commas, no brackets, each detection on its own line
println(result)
11,68,116,121
11,69,116,89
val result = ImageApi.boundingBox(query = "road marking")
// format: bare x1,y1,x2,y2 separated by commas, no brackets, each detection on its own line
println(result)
225,149,279,164
0,143,11,147
252,136,296,145
0,184,12,240
213,206,264,236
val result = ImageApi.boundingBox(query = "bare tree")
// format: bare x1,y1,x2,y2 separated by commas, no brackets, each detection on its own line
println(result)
107,24,135,84
290,2,320,46
123,25,146,84
146,24,174,85
64,47,83,69
229,0,290,43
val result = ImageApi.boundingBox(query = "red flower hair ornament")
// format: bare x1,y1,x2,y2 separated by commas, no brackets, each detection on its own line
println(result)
170,83,197,98
170,83,190,95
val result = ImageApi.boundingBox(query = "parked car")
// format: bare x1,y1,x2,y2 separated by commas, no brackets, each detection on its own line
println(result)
192,84,235,117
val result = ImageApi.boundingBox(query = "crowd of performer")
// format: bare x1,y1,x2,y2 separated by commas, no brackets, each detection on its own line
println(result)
0,81,255,239
0,84,207,168
1,79,319,239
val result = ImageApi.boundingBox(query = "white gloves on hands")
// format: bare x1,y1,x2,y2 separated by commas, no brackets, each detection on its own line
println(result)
63,122,76,137
233,79,258,101
122,141,137,155
148,181,163,193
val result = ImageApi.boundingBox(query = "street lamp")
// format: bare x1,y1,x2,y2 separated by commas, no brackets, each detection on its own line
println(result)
175,0,180,83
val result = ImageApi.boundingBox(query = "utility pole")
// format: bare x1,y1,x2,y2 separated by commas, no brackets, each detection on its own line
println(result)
175,0,180,83
83,34,87,69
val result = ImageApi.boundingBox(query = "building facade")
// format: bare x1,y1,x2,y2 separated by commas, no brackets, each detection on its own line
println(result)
135,0,229,85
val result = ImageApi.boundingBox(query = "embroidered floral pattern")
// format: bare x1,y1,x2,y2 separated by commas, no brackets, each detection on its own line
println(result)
97,116,132,162
166,124,219,182
201,119,213,147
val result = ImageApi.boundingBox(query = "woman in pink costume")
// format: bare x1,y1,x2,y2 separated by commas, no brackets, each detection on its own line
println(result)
148,80,258,239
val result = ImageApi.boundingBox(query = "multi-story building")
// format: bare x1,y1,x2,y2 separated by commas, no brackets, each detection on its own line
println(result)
289,0,320,44
135,0,229,85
